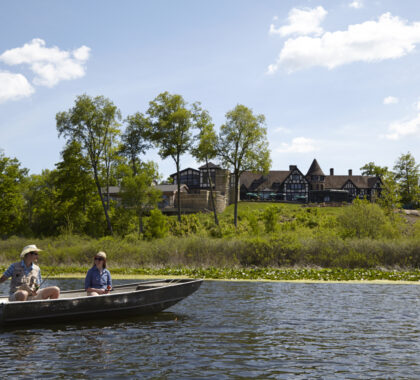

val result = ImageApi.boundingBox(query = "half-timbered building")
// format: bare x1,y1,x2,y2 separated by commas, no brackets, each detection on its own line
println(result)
240,166,309,201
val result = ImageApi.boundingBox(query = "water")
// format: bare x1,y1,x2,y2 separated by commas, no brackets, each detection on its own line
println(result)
1,279,420,379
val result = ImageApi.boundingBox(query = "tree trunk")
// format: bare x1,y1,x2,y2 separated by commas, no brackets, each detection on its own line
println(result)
206,158,219,226
138,211,143,235
176,156,181,222
93,168,113,235
233,170,239,227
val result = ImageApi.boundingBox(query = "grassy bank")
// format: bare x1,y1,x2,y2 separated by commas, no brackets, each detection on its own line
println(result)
1,202,419,281
1,265,420,282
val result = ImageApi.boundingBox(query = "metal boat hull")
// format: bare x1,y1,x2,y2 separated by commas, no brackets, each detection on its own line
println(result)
0,279,202,325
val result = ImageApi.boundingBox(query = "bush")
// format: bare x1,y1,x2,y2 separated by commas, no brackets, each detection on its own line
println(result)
144,209,168,240
337,198,390,239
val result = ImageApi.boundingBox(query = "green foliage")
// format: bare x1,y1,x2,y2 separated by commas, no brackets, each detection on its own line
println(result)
168,214,203,237
147,92,195,222
120,112,152,173
56,94,122,234
360,162,389,177
120,161,162,234
144,209,168,240
262,205,279,233
0,153,28,237
216,104,271,226
337,198,391,239
393,152,420,209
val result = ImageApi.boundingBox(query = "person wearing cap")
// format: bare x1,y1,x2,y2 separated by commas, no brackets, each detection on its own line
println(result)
0,244,60,302
84,251,112,296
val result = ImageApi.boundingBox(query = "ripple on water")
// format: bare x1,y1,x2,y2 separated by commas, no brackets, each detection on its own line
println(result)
1,279,420,378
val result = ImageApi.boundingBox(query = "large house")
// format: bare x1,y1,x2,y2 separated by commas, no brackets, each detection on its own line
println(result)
240,159,382,203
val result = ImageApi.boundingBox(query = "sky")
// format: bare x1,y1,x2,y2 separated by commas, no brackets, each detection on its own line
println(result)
1,0,419,179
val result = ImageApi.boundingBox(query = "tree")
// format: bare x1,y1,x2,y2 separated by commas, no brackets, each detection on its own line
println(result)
120,113,152,175
120,162,162,235
217,105,271,227
191,104,219,226
56,94,121,234
0,152,27,237
54,141,98,233
147,92,194,222
377,171,401,214
360,162,389,178
24,170,61,236
393,152,420,208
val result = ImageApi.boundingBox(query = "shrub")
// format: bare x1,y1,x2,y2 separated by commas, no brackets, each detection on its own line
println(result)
337,198,390,239
144,209,168,240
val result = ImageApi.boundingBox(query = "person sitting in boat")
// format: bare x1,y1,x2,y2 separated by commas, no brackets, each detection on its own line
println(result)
0,244,60,302
85,251,112,296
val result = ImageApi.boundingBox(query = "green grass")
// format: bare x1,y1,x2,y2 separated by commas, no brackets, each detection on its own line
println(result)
1,201,419,281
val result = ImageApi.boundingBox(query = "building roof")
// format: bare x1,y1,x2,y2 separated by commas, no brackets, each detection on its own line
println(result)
324,175,378,189
169,168,199,177
198,162,221,170
155,184,189,192
240,171,291,191
306,159,325,176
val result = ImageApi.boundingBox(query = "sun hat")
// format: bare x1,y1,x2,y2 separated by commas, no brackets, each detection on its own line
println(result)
20,244,43,259
95,251,107,259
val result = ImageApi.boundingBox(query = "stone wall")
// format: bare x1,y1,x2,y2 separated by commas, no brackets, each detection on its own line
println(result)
175,190,228,213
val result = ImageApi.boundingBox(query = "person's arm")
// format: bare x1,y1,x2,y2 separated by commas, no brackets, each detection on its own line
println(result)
0,263,15,283
107,270,112,289
84,269,106,294
84,269,92,290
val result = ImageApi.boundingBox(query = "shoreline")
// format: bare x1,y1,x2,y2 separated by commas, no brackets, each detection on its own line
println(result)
52,273,420,285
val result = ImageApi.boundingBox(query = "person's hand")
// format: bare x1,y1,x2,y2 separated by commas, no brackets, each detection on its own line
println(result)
31,289,38,296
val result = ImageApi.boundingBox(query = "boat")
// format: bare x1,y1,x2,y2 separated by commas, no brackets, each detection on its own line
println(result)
0,278,202,325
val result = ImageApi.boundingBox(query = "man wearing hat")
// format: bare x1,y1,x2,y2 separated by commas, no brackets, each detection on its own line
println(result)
0,244,60,301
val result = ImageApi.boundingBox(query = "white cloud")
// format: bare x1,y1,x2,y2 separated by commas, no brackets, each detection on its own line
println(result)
383,96,399,105
269,6,327,37
268,13,420,74
277,137,317,153
0,71,34,103
385,114,420,140
0,38,90,87
349,1,363,9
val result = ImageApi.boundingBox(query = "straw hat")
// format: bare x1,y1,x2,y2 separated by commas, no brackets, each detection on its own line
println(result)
20,244,43,259
96,251,107,259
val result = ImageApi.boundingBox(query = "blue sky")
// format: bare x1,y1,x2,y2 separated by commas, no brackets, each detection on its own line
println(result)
0,0,419,179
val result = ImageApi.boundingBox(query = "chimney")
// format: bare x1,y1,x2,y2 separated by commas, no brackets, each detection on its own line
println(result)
330,168,334,176
348,169,352,176
289,165,297,171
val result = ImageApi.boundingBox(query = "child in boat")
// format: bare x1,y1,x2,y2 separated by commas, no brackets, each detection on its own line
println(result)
0,244,60,301
85,251,112,296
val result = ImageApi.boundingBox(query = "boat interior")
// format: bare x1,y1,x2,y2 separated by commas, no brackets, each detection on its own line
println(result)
0,279,190,303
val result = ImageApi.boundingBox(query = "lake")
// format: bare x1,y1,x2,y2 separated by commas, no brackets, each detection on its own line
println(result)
1,279,420,378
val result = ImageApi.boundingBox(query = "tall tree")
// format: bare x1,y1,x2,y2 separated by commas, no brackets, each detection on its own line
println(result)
393,152,420,208
56,94,121,234
54,141,97,233
191,104,219,225
0,152,27,237
147,92,194,222
216,105,271,227
120,113,152,175
120,162,162,235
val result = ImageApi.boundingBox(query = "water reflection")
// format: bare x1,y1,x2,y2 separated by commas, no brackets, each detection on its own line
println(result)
1,279,420,378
